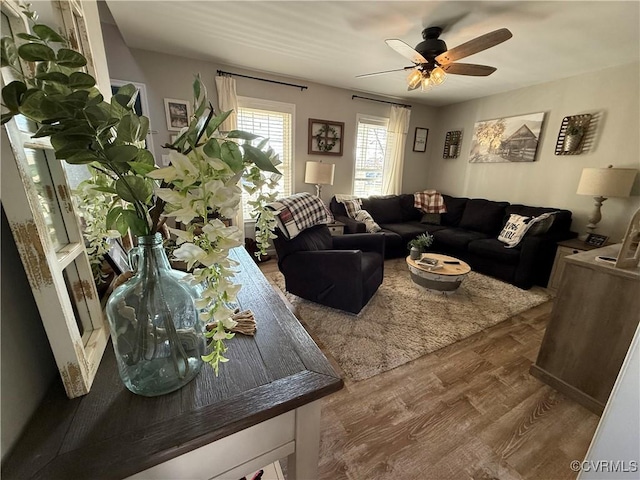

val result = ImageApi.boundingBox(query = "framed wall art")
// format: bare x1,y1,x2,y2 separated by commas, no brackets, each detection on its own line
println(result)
164,98,192,131
413,127,429,152
105,238,131,276
111,79,155,156
443,130,462,158
555,114,592,155
469,112,545,163
308,119,344,156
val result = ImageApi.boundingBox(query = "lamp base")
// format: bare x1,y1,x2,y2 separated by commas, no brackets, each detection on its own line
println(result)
585,196,607,234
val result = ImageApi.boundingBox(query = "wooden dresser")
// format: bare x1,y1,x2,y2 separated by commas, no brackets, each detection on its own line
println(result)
2,247,343,480
531,244,640,414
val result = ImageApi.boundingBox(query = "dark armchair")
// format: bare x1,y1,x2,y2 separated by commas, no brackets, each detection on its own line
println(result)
273,225,385,314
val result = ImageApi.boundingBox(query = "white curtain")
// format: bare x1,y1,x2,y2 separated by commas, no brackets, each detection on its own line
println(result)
382,106,411,195
215,75,244,237
214,75,238,133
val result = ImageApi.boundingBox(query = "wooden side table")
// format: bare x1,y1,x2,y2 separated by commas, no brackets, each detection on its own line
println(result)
547,238,612,292
327,221,345,236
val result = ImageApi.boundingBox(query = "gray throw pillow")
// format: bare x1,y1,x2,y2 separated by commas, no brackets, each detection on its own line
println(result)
354,209,381,233
526,212,557,236
421,213,441,225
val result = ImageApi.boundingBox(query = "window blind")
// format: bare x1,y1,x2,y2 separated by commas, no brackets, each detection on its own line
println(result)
354,115,388,197
237,99,293,221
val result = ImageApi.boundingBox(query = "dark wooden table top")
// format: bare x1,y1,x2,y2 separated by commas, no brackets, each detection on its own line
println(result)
2,247,343,479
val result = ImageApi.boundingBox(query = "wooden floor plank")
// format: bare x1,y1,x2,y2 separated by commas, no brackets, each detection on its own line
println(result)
258,259,598,480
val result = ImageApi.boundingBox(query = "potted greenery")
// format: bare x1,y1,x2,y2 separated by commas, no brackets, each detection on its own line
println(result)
563,124,585,152
0,5,281,394
408,232,434,260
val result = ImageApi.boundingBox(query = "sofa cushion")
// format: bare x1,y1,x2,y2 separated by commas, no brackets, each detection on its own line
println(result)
378,221,430,242
459,198,509,235
441,195,468,227
421,213,441,225
329,197,348,217
433,228,489,251
468,238,521,265
399,194,422,222
362,195,403,224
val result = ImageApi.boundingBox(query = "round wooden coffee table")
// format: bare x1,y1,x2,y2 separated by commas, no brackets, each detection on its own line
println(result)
406,253,471,294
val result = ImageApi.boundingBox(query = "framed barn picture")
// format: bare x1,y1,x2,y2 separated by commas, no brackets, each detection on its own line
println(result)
469,112,545,163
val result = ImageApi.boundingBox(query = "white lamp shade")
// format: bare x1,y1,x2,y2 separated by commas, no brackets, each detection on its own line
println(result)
305,161,335,185
577,167,637,197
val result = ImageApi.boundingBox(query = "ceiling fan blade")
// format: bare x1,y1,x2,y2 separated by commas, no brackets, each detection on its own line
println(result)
356,66,415,78
385,39,428,65
435,28,512,65
441,63,497,76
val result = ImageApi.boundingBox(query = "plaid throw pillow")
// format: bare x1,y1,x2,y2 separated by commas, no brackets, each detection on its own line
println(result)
343,199,362,219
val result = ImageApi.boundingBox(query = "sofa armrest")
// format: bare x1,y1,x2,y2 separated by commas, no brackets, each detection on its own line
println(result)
333,215,366,234
332,233,385,256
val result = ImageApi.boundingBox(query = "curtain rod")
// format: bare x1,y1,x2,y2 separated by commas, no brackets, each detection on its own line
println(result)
217,70,308,91
351,95,411,108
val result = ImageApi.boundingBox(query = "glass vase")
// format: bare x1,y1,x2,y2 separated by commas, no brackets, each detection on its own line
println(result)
106,233,205,396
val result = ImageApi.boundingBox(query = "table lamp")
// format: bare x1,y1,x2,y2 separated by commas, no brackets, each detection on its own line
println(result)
576,165,637,233
304,161,335,200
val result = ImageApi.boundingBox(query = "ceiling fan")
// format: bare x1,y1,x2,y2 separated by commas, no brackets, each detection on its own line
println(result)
358,27,512,91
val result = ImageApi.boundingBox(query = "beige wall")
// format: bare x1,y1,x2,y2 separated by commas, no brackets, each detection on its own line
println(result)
427,62,640,242
101,23,437,201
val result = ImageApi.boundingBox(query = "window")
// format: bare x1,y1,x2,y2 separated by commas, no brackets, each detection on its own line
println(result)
237,97,294,221
354,115,388,197
1,0,109,398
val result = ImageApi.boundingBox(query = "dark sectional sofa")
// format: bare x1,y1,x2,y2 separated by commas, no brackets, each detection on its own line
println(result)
329,194,576,289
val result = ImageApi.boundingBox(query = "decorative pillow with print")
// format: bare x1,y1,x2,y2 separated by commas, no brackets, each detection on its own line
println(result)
343,199,362,219
354,209,381,233
498,214,534,247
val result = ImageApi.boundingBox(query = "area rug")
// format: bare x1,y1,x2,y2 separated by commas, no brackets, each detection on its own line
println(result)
266,258,551,381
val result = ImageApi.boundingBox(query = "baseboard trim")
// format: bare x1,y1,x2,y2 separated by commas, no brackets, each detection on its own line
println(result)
529,364,604,415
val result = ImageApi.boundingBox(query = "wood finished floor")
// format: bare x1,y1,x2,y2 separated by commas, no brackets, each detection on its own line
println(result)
258,259,600,480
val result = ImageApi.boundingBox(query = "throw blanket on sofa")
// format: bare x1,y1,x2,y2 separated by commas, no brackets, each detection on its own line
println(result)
414,190,447,213
266,192,334,239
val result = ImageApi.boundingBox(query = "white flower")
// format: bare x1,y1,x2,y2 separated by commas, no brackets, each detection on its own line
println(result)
212,329,228,341
173,243,207,270
221,316,238,330
167,227,194,244
155,188,185,206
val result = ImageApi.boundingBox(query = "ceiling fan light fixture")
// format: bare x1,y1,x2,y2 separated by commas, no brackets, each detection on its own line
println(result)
407,69,422,89
421,75,431,91
430,66,446,85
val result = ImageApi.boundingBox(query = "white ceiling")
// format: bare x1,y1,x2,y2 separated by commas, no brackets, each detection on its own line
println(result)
105,1,640,107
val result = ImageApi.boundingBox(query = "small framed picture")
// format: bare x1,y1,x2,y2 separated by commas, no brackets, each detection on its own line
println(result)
413,127,429,152
585,233,609,247
164,98,192,131
308,119,344,156
105,239,131,275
